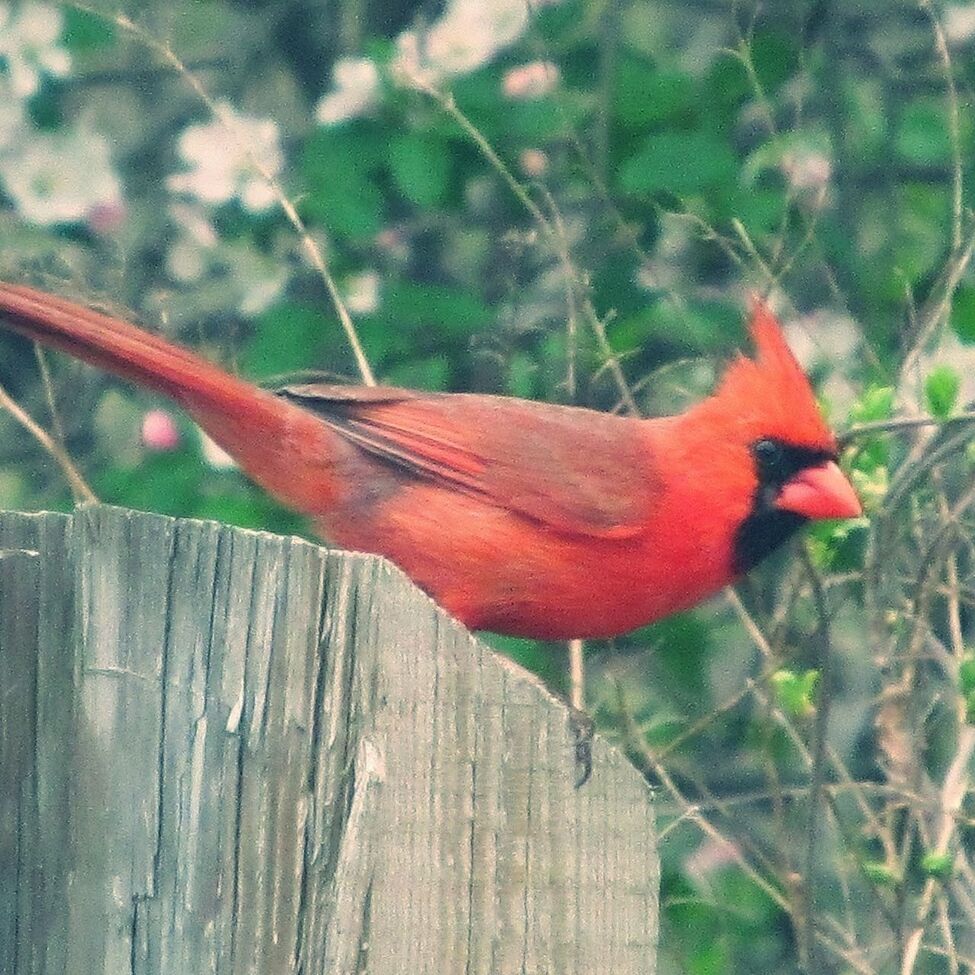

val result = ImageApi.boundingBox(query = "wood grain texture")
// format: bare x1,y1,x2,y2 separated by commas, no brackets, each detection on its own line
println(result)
0,506,658,975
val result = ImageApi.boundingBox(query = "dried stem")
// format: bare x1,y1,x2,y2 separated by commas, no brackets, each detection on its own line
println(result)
67,2,376,387
0,379,96,504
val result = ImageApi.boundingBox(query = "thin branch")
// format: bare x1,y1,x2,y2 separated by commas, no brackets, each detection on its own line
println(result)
921,1,964,253
0,380,96,504
840,412,975,445
413,80,554,239
415,78,641,414
67,2,376,387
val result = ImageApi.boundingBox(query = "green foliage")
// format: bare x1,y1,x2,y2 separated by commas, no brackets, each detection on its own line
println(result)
849,385,895,425
243,303,330,378
619,131,739,198
896,101,954,166
924,364,961,420
959,654,975,697
6,3,975,972
770,668,819,719
480,633,567,694
61,7,116,52
806,516,869,570
388,132,454,207
613,55,695,128
301,127,387,238
921,851,954,880
635,611,713,701
861,860,901,889
952,284,975,344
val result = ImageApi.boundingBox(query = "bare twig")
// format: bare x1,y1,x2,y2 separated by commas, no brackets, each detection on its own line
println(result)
0,380,96,504
67,2,376,387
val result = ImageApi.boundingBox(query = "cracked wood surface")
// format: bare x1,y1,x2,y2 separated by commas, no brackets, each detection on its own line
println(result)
0,505,658,974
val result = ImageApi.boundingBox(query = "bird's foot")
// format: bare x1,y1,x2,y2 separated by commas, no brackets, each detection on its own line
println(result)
568,705,595,788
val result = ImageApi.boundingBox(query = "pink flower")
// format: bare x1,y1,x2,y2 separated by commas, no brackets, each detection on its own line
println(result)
141,409,180,451
375,226,411,262
519,148,549,177
502,61,559,100
87,200,128,236
780,150,831,190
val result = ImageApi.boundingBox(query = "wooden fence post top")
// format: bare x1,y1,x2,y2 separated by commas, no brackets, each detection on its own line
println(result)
0,504,658,975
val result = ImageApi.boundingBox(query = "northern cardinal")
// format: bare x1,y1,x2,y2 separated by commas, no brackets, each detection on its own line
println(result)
0,282,861,639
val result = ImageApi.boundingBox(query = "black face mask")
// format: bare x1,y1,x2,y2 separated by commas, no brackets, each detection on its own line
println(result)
732,439,836,574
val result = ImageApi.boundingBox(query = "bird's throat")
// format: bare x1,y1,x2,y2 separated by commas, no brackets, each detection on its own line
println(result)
731,508,806,575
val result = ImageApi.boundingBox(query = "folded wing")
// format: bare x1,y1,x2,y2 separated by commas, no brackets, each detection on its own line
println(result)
279,384,659,539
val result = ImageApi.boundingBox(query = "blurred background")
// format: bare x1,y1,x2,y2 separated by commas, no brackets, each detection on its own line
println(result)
2,1,975,971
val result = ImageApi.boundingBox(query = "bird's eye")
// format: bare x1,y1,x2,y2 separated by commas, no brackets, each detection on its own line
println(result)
753,438,783,471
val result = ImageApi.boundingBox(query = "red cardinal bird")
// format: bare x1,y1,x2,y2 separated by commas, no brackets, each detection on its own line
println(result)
0,282,860,639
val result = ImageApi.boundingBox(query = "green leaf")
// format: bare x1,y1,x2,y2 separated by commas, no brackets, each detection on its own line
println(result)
806,516,869,570
951,285,975,344
920,851,954,880
383,355,451,391
896,101,952,166
243,303,330,378
631,611,713,698
862,860,901,888
960,654,975,697
382,281,495,338
506,351,538,399
302,127,385,238
731,186,789,236
893,184,953,285
924,364,960,420
618,130,738,197
480,634,566,692
388,132,451,208
770,669,819,719
702,57,750,121
749,31,799,93
848,385,895,425
613,55,694,129
62,6,116,52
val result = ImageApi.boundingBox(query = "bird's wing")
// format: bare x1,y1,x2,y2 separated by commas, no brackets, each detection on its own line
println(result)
279,384,660,539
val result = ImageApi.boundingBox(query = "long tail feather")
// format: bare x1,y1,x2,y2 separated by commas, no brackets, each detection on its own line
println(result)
0,282,266,414
0,281,342,512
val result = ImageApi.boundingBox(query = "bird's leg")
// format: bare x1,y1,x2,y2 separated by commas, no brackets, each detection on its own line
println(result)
566,638,593,786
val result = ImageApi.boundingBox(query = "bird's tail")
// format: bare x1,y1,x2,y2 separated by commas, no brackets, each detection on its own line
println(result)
0,281,343,513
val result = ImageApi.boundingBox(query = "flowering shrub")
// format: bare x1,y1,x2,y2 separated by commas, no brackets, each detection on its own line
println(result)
2,3,975,973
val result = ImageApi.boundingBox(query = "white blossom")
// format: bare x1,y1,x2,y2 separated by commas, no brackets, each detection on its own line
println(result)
316,57,381,125
199,430,237,470
0,126,122,225
518,148,549,177
780,149,832,190
0,80,26,149
236,263,287,317
945,4,975,43
167,103,283,213
0,2,70,97
165,203,288,315
343,270,381,315
165,203,219,282
392,0,532,86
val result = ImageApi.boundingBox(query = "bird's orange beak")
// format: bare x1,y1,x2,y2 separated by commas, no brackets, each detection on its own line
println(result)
775,461,862,521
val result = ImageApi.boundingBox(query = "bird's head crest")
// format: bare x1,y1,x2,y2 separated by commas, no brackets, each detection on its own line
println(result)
694,299,837,452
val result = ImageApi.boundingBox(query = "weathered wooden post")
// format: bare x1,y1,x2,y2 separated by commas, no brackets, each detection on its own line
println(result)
0,505,658,974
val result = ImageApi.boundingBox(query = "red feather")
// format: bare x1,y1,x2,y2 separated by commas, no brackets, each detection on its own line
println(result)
0,282,860,638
